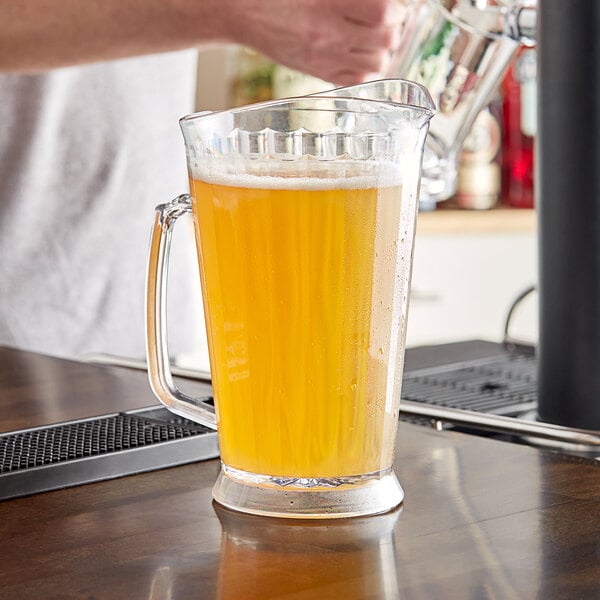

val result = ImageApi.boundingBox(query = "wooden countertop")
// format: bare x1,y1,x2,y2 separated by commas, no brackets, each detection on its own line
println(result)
417,206,537,235
0,344,598,599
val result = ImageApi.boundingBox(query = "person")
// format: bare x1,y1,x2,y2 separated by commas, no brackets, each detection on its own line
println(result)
0,0,403,362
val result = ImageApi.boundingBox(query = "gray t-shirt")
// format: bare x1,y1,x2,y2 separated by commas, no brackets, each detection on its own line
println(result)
0,50,205,361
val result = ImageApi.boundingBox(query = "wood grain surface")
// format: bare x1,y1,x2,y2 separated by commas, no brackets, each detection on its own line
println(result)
0,345,598,599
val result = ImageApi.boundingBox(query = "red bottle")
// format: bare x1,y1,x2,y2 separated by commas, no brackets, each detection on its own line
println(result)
501,47,536,208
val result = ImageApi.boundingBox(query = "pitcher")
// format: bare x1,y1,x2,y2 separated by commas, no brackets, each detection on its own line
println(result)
146,83,434,518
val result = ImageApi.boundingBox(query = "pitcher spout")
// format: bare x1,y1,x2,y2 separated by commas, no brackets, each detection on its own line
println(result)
318,78,435,114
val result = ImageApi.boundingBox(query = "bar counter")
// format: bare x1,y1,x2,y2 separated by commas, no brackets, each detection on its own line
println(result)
0,345,598,599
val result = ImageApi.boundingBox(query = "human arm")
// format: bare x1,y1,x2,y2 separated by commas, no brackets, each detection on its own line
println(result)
0,0,402,84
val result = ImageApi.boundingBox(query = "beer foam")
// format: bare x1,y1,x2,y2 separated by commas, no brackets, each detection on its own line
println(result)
190,161,403,190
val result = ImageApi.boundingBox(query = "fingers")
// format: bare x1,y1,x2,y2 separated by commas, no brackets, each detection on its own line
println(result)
226,0,405,86
347,48,391,76
298,35,395,84
332,2,404,80
300,47,391,86
312,11,401,83
323,56,390,86
345,21,402,54
326,70,381,87
342,0,405,27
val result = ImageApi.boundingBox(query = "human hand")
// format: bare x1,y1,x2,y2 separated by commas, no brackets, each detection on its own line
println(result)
0,0,403,77
220,0,405,86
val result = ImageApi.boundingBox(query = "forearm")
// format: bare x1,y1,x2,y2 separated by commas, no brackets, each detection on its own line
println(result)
1,0,403,85
0,0,232,73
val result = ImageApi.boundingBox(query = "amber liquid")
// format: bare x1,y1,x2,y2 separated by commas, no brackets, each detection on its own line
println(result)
190,172,406,478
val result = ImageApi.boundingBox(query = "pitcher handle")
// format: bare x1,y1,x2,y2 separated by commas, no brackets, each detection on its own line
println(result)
145,193,217,430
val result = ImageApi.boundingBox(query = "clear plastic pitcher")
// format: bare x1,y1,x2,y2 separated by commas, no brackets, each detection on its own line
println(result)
145,83,434,518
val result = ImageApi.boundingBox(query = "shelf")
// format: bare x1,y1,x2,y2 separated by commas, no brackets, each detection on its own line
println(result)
416,206,536,236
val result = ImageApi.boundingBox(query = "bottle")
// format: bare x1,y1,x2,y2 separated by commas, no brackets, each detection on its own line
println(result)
501,47,536,208
229,48,274,107
454,98,503,210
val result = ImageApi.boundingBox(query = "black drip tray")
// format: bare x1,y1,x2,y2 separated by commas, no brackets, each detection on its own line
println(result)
0,407,218,501
401,353,537,417
400,350,600,457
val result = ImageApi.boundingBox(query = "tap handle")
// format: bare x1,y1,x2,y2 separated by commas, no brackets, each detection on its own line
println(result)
505,1,537,46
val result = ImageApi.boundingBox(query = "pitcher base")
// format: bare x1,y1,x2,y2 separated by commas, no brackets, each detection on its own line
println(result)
212,464,404,519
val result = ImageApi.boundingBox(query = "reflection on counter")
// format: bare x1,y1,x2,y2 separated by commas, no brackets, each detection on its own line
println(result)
215,504,402,600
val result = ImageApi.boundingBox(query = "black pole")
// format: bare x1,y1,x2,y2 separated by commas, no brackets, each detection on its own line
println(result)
537,0,600,429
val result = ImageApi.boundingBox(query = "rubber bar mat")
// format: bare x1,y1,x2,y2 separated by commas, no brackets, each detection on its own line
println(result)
0,406,218,501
